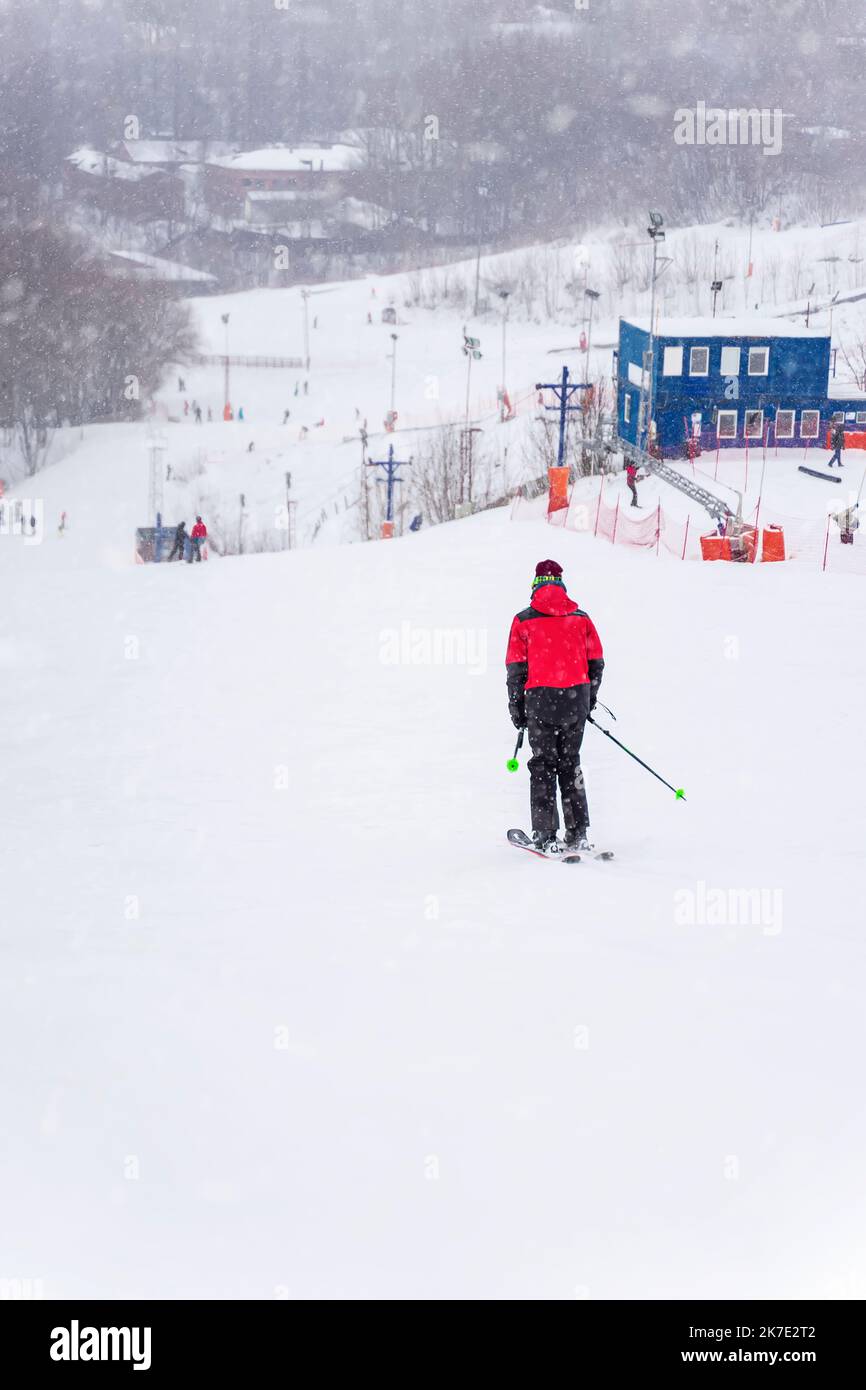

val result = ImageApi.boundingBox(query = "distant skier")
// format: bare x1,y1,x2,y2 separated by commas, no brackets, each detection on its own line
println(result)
247,440,255,451
505,559,604,854
207,406,213,422
294,382,299,397
283,409,291,424
626,460,640,507
832,502,859,545
190,515,207,562
194,405,202,424
238,406,245,421
303,380,309,396
167,520,187,561
828,419,845,468
184,400,189,416
58,511,67,536
178,375,185,392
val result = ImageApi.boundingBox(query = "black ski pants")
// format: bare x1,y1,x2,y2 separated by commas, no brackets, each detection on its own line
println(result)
526,685,591,839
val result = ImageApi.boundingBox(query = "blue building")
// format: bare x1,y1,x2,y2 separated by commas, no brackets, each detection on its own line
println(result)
615,316,866,457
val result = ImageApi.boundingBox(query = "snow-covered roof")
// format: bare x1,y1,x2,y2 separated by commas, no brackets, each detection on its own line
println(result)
106,250,216,283
209,144,363,173
827,381,866,401
625,315,829,339
67,147,161,182
120,139,238,164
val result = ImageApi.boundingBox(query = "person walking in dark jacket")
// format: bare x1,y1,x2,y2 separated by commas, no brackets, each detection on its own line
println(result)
167,520,187,561
505,559,605,853
828,420,845,468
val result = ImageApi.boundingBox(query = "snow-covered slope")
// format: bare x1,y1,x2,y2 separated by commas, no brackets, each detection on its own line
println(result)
2,497,866,1298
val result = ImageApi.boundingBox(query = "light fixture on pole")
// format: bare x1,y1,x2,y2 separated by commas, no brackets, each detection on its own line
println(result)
584,287,600,376
220,312,230,412
642,212,665,454
473,184,489,316
710,279,723,318
301,286,311,369
389,332,399,415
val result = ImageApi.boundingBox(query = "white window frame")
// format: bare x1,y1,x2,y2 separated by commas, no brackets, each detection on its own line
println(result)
691,411,702,437
662,345,683,376
856,411,866,425
720,345,741,376
800,410,820,440
623,392,631,424
748,345,769,376
774,409,794,439
689,345,709,376
716,409,738,439
744,408,764,439
831,411,844,423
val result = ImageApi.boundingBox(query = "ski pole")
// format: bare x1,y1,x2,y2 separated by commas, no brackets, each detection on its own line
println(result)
506,727,525,773
595,700,617,721
588,716,686,800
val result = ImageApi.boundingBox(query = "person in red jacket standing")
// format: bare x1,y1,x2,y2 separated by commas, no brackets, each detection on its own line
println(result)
506,559,604,853
189,515,207,563
626,460,640,508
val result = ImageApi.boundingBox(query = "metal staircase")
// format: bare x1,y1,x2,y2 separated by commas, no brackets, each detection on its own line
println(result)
616,437,734,523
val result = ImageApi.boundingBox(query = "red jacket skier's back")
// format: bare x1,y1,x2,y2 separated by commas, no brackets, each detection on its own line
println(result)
505,582,603,690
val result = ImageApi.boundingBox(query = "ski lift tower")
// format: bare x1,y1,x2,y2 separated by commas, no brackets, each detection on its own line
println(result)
147,432,167,526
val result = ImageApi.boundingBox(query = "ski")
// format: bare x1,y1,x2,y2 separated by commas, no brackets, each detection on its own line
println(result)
507,829,613,863
506,828,581,862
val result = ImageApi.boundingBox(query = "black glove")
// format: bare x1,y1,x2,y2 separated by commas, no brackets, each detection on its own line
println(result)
509,700,526,730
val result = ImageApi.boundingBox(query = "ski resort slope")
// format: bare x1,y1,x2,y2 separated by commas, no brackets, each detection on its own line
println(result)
2,504,866,1300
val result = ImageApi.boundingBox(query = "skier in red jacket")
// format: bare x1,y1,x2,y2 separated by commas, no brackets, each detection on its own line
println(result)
626,461,640,508
506,559,604,853
189,516,207,563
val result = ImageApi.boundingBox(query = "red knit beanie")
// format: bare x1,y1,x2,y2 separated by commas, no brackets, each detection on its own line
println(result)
532,559,564,590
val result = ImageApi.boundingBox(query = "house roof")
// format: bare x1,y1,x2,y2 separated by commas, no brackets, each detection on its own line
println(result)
120,139,238,164
67,147,162,182
105,249,216,283
624,315,829,340
209,144,364,173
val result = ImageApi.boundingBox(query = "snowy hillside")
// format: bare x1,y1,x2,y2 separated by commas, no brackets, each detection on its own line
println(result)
7,214,866,557
4,220,866,1300
3,484,866,1297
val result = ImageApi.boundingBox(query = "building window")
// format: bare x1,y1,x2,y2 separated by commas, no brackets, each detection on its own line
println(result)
800,410,820,439
720,345,740,376
748,346,769,375
689,346,709,376
744,409,764,438
856,412,866,424
716,409,738,439
624,393,631,424
691,411,702,437
831,411,844,423
775,409,794,438
662,346,683,375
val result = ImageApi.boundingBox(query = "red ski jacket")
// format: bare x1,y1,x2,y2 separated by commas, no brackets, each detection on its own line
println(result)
626,463,638,482
505,584,604,692
191,521,207,539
